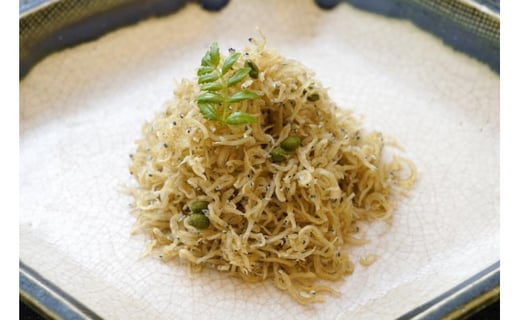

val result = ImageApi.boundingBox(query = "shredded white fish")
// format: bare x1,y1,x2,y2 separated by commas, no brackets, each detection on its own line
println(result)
128,37,416,304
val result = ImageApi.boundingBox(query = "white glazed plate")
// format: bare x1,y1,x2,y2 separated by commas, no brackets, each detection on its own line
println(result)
20,0,499,319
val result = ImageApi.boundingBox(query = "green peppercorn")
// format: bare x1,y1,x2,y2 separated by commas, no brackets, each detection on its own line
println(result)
280,136,301,152
189,200,209,214
307,93,320,102
269,147,288,163
245,59,259,79
188,213,210,230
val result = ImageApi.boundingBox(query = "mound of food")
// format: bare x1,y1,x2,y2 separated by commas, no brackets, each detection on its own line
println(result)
129,37,415,304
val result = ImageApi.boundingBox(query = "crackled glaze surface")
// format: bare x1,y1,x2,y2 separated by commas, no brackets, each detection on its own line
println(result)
20,0,498,319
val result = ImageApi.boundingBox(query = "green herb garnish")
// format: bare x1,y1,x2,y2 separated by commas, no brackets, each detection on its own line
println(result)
196,42,259,125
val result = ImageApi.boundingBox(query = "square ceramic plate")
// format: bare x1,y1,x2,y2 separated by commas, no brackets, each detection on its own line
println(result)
19,0,499,319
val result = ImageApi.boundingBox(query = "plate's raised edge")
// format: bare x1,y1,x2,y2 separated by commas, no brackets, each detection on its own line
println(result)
19,0,59,18
19,259,499,320
19,0,191,79
458,0,499,19
396,261,500,320
20,0,499,79
19,260,103,320
343,0,499,73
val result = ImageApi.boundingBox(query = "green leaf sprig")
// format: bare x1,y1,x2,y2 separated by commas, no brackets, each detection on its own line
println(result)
196,42,259,125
